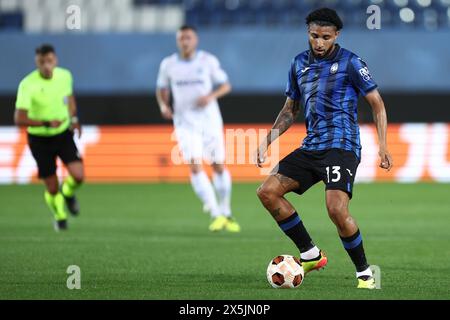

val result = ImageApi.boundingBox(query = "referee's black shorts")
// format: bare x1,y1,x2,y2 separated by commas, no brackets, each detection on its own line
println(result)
28,129,82,179
276,148,360,199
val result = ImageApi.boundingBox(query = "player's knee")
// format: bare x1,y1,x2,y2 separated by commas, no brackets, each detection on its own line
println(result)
256,185,266,201
46,184,59,195
256,184,276,205
43,175,59,194
69,171,84,184
189,163,202,174
326,199,347,223
73,174,84,185
212,163,224,174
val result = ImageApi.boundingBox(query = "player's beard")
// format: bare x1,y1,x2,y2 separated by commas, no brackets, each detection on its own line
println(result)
309,42,336,60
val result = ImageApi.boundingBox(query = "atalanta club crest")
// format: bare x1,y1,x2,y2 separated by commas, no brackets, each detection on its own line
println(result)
330,62,338,74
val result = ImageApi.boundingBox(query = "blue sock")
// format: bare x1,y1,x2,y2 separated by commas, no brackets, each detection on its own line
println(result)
340,229,369,272
277,212,314,253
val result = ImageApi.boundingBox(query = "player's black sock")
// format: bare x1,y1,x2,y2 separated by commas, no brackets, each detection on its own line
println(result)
340,229,369,272
277,212,314,253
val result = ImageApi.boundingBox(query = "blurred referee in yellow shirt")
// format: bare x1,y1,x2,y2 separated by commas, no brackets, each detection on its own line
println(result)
14,44,84,231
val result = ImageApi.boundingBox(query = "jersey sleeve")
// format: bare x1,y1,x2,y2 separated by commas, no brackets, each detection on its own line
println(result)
156,58,170,89
285,59,301,101
67,70,74,96
15,80,31,111
209,55,228,85
348,56,378,96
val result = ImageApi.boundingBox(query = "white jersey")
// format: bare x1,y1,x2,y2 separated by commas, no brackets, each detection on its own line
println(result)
156,50,228,130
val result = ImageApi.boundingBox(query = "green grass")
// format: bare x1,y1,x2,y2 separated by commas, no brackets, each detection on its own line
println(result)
0,183,449,300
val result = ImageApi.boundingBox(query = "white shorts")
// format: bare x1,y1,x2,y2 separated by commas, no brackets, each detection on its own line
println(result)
174,125,225,164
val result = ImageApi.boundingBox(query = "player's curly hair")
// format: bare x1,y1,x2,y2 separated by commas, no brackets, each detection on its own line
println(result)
306,8,343,30
35,44,55,55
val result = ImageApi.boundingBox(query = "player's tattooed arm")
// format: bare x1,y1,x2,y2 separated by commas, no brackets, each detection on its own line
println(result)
255,98,300,167
267,97,301,145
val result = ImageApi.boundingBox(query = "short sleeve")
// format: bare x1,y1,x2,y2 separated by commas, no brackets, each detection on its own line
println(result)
156,58,170,89
348,56,377,96
15,80,31,111
285,59,301,101
67,70,74,96
209,55,228,85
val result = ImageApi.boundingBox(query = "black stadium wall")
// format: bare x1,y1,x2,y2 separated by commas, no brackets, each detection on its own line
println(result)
1,93,449,125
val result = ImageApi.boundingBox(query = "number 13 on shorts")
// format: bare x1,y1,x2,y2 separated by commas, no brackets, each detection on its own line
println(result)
326,166,341,183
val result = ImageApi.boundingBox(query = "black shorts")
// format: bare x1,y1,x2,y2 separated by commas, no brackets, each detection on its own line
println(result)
276,148,360,198
28,130,82,179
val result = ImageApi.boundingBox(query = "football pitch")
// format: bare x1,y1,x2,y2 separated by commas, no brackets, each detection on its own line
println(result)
0,182,449,300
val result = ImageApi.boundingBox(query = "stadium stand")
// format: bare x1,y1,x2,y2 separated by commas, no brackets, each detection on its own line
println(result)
0,0,450,32
0,0,184,32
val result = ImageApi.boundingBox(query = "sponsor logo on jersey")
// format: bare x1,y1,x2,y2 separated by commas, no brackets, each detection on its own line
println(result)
175,79,205,86
359,67,372,82
301,67,310,73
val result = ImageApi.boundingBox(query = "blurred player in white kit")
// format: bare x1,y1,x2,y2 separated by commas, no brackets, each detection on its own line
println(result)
156,25,241,232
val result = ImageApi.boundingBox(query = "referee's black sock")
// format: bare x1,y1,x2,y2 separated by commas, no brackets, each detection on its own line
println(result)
340,229,369,272
277,212,315,253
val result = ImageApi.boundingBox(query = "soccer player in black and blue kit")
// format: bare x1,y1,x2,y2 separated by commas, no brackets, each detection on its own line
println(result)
255,8,393,289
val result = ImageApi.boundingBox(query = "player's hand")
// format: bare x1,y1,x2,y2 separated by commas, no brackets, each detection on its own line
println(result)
71,122,82,139
254,144,268,168
197,95,212,108
379,148,393,171
160,107,173,120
